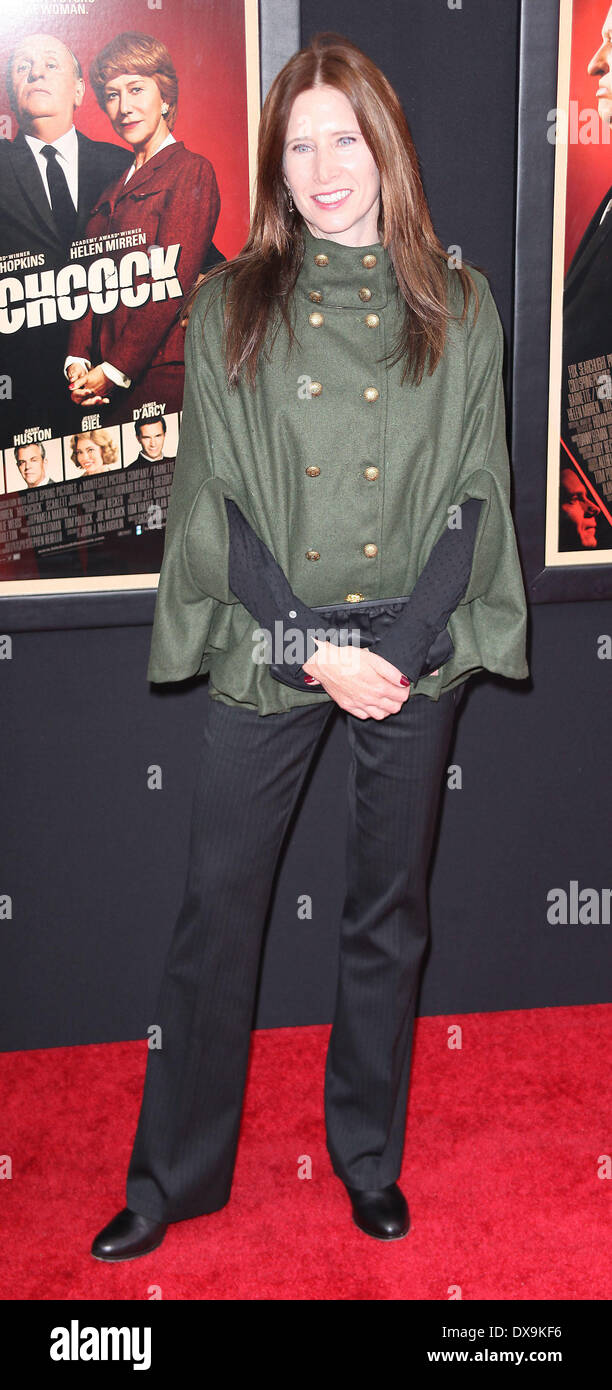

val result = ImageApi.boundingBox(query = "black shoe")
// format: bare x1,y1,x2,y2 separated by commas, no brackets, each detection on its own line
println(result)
345,1182,410,1240
91,1207,168,1262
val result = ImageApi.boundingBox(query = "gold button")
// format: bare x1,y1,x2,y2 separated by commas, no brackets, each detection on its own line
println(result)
345,592,364,603
309,290,323,302
305,466,321,477
309,311,324,327
305,549,320,561
363,386,379,403
365,313,380,327
314,253,329,267
364,466,379,481
358,287,372,301
362,253,377,268
309,380,323,396
363,543,378,558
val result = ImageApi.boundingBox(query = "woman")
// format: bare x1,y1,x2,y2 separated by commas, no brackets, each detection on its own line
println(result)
91,33,529,1261
69,429,118,475
66,32,220,421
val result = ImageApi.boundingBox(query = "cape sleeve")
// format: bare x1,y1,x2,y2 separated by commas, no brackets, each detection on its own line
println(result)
146,284,244,684
411,276,529,695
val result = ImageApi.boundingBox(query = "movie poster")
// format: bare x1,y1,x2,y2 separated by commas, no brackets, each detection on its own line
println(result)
0,0,259,596
547,0,612,565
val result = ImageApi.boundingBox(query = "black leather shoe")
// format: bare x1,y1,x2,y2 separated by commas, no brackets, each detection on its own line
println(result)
91,1207,168,1262
345,1182,410,1240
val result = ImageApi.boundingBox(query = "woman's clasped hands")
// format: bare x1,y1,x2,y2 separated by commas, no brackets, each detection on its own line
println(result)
302,638,412,720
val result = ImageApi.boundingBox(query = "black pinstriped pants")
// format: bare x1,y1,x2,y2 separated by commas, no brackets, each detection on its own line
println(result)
125,677,462,1223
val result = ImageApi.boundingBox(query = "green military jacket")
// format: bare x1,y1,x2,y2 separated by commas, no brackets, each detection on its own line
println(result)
147,222,529,715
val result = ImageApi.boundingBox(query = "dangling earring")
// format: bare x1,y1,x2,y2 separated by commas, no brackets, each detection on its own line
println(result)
162,104,169,116
286,185,294,213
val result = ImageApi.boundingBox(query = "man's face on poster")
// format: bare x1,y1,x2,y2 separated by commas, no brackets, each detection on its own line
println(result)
587,7,612,126
9,33,84,135
16,444,46,487
137,423,166,460
560,468,601,548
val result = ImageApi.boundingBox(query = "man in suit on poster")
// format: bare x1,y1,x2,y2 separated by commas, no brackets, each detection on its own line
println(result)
562,7,612,377
561,6,612,548
14,440,55,488
128,416,176,469
0,33,133,443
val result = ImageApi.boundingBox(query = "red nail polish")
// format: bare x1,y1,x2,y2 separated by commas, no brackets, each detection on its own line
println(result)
304,675,314,684
400,676,410,686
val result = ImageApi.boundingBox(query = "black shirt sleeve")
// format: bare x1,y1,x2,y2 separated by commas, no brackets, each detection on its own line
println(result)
370,497,483,681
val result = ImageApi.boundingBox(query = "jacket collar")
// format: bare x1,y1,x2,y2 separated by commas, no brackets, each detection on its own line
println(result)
296,220,397,310
92,139,184,214
10,128,59,244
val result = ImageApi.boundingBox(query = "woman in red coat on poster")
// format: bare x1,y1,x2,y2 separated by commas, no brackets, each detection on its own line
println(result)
66,32,220,421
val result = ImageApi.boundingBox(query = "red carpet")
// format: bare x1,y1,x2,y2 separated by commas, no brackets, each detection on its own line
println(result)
1,1004,609,1300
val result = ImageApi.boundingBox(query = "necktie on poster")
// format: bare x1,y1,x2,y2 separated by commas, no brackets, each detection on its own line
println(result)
41,145,78,247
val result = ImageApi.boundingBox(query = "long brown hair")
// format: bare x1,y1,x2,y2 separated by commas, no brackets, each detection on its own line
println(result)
193,31,480,391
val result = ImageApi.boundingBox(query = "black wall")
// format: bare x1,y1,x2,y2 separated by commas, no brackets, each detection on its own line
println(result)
2,0,611,1051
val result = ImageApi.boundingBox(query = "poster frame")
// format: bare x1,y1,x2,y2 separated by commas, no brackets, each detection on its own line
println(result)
0,0,263,632
512,0,612,602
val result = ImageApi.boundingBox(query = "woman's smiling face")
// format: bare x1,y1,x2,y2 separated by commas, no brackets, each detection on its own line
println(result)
282,84,381,245
102,72,164,147
76,437,104,472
